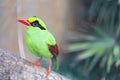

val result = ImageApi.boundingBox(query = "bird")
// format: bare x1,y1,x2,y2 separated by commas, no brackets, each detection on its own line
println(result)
18,16,59,76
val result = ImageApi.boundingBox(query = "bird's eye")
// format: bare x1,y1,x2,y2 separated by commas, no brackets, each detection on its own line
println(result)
31,22,39,27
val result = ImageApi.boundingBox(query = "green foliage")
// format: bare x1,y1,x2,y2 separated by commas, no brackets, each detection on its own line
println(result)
59,0,120,80
69,27,120,72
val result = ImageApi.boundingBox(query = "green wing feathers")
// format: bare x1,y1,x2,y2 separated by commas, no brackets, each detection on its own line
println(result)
46,32,56,45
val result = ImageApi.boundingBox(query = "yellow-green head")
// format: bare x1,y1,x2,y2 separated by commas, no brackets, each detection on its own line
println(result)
18,16,47,30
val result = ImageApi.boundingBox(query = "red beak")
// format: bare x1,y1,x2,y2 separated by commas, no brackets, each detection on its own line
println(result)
18,19,30,26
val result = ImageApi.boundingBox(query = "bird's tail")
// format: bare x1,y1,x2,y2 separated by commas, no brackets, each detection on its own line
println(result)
52,56,59,70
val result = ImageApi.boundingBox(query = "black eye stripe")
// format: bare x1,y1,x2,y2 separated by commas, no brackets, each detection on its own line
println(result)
30,20,46,30
30,21,39,27
31,22,39,26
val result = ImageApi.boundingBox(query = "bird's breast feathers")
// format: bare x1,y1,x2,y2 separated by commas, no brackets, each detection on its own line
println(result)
25,27,58,58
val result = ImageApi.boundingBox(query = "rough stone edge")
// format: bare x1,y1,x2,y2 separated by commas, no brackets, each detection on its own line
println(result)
0,48,69,80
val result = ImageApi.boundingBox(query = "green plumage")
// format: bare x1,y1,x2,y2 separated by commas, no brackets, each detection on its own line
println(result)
26,26,56,59
18,16,59,76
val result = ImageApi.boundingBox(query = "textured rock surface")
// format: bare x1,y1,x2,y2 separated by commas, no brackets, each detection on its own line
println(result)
0,49,69,80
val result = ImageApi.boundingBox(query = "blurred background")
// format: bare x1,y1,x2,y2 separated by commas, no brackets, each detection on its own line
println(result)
0,0,120,80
